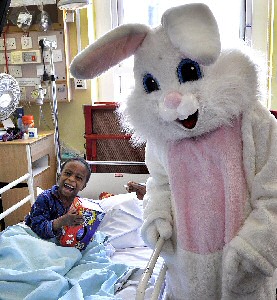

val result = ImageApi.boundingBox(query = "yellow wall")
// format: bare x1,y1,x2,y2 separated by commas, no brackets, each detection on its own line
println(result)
22,9,93,156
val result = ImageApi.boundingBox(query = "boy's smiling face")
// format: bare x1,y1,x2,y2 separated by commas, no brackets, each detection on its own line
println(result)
58,161,88,201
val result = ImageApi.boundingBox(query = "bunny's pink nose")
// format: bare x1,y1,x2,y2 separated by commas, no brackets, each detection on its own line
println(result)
164,92,182,109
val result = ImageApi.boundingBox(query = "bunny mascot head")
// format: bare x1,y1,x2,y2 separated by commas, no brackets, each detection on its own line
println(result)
71,3,277,299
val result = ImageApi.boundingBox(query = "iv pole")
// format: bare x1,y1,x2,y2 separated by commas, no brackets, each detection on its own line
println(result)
50,45,61,177
39,38,61,178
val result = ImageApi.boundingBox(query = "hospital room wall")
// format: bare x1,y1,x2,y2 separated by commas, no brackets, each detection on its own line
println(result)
22,8,94,156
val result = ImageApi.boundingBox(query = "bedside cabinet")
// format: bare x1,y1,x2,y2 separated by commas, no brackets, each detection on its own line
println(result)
0,131,56,227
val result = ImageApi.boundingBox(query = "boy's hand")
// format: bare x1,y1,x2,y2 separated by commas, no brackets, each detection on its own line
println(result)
53,207,83,231
63,207,84,226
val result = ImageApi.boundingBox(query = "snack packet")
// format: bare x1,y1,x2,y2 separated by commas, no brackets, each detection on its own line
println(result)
60,197,105,250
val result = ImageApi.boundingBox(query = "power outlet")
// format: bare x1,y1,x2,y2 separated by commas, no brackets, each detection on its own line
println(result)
6,38,16,50
21,36,32,49
36,64,51,77
43,49,62,63
0,53,5,64
38,35,57,45
0,53,12,64
10,65,23,77
4,65,22,77
53,49,63,62
0,39,4,50
0,38,16,50
19,86,26,101
74,78,87,89
6,53,12,64
0,52,12,65
43,50,51,63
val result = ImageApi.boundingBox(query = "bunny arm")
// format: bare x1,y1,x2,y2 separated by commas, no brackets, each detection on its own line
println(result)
141,141,174,252
223,101,277,287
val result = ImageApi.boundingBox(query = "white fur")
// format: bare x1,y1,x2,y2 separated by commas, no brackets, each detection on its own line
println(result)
162,3,221,65
119,39,259,145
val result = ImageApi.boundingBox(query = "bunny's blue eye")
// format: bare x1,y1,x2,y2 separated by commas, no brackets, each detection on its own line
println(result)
143,73,160,94
177,59,202,84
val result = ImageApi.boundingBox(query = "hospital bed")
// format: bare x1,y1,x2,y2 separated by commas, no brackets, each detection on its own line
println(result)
0,101,168,299
0,164,167,300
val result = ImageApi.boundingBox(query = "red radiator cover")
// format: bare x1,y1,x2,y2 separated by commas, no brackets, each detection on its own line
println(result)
83,102,148,174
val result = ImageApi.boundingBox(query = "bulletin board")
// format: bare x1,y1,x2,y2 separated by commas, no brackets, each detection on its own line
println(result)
0,29,68,102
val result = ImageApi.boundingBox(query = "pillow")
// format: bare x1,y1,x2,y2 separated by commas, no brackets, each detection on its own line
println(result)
97,193,146,248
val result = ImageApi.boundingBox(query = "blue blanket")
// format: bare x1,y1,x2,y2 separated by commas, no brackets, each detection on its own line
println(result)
0,224,130,300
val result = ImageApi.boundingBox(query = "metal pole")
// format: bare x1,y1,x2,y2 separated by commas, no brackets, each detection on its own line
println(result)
49,44,61,178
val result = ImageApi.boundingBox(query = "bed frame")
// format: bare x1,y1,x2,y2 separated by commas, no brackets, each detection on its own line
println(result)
0,171,35,224
0,175,34,219
136,237,167,300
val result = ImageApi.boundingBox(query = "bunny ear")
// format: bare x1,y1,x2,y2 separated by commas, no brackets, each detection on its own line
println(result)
70,24,149,79
162,3,221,65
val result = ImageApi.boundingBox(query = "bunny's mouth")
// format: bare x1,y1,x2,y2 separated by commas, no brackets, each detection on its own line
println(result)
178,110,198,129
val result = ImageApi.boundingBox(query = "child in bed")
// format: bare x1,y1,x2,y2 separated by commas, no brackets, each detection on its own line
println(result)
25,157,91,240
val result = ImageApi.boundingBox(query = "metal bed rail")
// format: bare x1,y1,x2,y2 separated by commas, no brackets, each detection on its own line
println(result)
0,172,35,221
136,237,167,300
86,160,146,166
